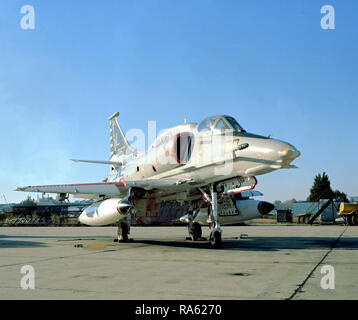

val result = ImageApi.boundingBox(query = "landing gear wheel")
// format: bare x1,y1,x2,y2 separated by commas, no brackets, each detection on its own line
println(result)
193,222,202,238
188,222,202,241
116,222,130,242
192,222,202,240
210,230,222,248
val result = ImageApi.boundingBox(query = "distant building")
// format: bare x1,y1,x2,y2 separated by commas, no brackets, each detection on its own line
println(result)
292,202,319,216
0,203,15,213
350,196,358,202
277,209,292,223
0,196,94,225
2,202,90,226
292,200,340,222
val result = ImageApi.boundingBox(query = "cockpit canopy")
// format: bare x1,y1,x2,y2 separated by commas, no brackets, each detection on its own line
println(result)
197,115,245,133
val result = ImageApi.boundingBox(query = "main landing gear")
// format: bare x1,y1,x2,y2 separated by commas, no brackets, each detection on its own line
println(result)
188,219,202,241
115,211,133,243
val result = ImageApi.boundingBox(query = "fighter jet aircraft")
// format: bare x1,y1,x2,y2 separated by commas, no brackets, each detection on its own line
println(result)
17,112,300,248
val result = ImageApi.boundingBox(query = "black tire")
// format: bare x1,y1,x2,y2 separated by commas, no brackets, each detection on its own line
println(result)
352,213,358,226
193,222,202,239
210,230,222,248
188,222,202,240
120,222,129,239
346,215,354,226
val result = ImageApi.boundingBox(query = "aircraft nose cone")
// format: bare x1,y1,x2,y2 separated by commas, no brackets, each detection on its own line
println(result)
280,144,301,161
78,212,86,224
258,201,275,215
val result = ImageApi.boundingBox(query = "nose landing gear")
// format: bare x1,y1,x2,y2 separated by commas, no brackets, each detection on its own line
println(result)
209,184,223,248
186,185,222,248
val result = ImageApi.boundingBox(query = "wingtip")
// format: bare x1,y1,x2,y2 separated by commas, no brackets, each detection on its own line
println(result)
15,186,28,192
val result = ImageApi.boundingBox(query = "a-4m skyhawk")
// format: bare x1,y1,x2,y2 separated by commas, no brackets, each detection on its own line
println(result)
17,113,300,248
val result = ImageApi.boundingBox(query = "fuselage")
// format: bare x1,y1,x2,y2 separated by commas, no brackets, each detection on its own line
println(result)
79,114,300,226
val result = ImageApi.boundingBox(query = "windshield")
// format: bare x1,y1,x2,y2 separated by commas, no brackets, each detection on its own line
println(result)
197,116,218,132
224,116,245,132
215,119,231,131
198,115,245,133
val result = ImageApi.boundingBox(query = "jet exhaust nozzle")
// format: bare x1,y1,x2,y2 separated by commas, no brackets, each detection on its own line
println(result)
117,200,132,215
258,201,275,215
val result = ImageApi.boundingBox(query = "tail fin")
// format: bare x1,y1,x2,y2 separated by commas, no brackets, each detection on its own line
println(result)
109,112,135,157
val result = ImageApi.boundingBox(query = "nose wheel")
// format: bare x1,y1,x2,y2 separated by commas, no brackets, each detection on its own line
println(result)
198,185,223,248
209,229,222,248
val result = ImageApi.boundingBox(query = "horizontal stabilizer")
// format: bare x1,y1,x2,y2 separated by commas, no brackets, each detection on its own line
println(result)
71,159,123,166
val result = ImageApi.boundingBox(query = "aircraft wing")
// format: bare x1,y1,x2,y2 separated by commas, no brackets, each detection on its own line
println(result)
16,179,179,197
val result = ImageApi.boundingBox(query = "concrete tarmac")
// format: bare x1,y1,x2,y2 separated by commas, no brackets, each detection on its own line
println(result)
0,225,357,300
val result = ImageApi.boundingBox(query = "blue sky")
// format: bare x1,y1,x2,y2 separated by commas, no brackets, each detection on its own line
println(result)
0,0,357,203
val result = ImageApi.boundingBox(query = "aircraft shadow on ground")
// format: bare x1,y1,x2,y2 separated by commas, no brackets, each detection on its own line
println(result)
0,234,103,248
132,236,358,251
1,234,357,251
0,239,49,248
0,235,105,240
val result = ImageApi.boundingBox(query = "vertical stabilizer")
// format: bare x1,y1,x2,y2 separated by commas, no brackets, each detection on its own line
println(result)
108,112,135,157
